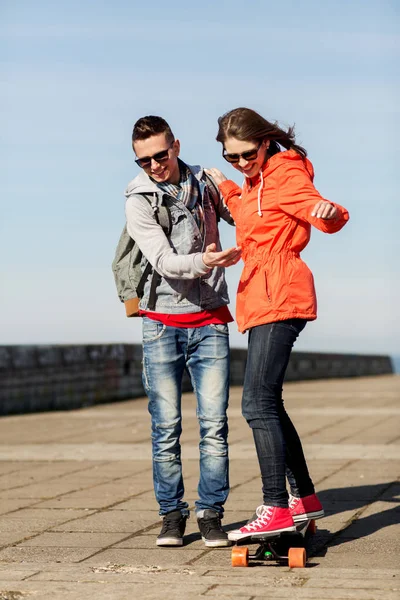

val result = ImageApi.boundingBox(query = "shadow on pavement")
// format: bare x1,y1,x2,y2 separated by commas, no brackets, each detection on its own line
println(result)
318,481,399,550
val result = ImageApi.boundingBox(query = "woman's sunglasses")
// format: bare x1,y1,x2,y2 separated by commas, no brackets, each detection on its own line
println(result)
135,143,173,168
223,141,262,164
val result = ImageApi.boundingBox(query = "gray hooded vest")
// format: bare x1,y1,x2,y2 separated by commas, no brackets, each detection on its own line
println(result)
121,164,234,315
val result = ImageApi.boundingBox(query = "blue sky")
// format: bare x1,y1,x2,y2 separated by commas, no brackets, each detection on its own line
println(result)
1,0,399,361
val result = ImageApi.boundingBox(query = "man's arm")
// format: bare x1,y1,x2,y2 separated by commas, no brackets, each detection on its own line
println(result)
125,195,240,279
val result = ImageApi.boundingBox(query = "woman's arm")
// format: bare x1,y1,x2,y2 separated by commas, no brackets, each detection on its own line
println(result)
276,164,349,234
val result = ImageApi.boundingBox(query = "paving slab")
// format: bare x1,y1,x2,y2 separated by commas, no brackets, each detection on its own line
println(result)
51,511,159,533
16,532,130,548
0,545,97,563
0,374,399,599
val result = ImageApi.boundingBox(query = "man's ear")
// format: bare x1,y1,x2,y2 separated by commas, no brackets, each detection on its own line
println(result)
173,139,180,156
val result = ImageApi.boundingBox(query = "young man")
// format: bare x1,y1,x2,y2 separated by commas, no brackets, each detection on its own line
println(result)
124,116,240,547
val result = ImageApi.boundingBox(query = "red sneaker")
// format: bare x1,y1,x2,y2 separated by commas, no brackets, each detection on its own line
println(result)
289,493,324,522
228,506,296,541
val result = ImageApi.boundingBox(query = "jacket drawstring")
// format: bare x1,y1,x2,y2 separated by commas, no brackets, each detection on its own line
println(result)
243,170,264,216
257,170,264,216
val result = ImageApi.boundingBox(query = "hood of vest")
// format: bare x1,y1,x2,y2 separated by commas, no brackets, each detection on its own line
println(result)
124,163,205,198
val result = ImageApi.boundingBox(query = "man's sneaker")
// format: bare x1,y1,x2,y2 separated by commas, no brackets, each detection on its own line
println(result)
289,493,324,523
197,509,232,547
228,505,296,542
156,510,188,546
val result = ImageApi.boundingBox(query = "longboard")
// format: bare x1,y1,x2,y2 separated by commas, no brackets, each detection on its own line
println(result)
231,518,316,568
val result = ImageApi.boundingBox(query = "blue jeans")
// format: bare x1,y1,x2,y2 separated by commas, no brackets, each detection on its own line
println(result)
242,319,315,508
141,317,230,516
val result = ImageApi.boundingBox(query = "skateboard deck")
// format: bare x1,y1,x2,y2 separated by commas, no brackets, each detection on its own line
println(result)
231,518,316,568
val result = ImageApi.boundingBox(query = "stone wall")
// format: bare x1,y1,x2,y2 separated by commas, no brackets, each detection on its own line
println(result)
0,344,394,416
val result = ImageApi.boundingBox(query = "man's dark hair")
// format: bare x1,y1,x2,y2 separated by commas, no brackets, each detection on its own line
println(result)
132,116,175,148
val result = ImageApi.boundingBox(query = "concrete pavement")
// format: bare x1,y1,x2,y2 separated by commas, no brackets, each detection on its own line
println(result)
0,374,399,599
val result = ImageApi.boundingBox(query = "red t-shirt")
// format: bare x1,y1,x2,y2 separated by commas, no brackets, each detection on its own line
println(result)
140,305,233,328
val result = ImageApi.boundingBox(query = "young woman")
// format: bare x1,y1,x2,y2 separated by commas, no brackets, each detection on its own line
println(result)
206,107,349,541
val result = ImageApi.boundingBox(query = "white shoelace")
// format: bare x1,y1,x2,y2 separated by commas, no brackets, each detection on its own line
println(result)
289,494,300,509
243,505,274,532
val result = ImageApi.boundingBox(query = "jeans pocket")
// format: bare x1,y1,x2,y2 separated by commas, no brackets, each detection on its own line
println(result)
285,318,307,335
142,318,166,342
209,323,229,335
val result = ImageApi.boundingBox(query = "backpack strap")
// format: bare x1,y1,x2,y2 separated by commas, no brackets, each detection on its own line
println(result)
202,172,220,221
202,171,235,226
136,261,153,300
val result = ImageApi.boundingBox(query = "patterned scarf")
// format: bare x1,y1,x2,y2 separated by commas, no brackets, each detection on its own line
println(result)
154,160,204,236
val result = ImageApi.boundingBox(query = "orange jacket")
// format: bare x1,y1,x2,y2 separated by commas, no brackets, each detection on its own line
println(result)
219,150,349,333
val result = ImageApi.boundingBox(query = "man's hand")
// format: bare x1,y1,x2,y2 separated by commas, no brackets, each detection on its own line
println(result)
202,243,242,268
311,201,338,220
204,168,228,186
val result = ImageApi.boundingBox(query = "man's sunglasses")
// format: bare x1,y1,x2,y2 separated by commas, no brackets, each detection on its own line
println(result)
135,143,174,168
223,142,262,164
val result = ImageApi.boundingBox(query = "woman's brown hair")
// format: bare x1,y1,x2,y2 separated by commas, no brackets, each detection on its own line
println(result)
216,107,307,159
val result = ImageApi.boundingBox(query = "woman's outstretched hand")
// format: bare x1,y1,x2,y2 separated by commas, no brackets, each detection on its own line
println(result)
202,243,242,268
311,201,338,220
205,168,228,186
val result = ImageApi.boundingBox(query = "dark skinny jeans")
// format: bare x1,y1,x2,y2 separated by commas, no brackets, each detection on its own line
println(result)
242,319,315,508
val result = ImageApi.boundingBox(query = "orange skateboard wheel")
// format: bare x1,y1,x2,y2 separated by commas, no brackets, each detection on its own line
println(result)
288,547,306,568
231,546,249,567
307,519,317,535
